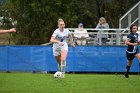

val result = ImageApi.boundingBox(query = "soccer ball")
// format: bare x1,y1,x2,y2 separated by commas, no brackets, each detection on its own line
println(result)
54,71,62,78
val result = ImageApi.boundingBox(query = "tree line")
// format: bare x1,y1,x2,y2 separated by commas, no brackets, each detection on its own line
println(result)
0,0,139,45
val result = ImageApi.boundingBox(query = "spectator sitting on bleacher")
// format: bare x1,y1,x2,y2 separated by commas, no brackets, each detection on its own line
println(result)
96,17,109,45
74,23,89,45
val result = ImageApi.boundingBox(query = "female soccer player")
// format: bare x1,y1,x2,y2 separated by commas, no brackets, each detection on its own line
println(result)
125,24,140,78
0,28,16,34
50,18,75,78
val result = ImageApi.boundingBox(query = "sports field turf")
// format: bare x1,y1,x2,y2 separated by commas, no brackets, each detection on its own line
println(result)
0,72,140,93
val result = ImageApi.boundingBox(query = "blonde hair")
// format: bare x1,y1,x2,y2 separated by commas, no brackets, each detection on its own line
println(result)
99,17,106,23
58,18,64,24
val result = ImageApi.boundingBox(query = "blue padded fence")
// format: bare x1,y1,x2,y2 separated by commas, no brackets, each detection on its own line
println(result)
0,45,139,72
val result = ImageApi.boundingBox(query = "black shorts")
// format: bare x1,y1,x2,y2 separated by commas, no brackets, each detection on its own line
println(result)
126,52,136,60
126,48,139,60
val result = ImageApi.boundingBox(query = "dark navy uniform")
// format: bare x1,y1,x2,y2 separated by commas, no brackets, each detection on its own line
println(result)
126,33,139,60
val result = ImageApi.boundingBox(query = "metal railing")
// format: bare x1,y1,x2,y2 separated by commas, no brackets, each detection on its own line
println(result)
68,28,130,46
119,1,140,31
0,28,133,46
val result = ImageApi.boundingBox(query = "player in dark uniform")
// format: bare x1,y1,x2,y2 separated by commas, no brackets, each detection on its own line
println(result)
125,24,140,78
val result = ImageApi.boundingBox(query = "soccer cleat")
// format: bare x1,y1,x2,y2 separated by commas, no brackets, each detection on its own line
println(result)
124,73,129,78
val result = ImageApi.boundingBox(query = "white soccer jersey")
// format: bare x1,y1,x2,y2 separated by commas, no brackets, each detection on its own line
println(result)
52,28,71,56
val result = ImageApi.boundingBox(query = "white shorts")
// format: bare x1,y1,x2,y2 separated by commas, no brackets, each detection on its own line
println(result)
53,43,68,56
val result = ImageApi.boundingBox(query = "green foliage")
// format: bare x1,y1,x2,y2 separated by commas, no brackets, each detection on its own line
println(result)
0,0,139,45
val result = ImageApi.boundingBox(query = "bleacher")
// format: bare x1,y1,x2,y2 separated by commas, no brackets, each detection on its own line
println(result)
68,28,129,46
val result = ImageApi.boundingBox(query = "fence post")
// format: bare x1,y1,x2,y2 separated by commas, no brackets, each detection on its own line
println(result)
6,46,10,73
138,4,140,26
116,30,120,45
128,14,131,27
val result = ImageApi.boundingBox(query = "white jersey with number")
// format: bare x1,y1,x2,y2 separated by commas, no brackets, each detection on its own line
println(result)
52,28,71,56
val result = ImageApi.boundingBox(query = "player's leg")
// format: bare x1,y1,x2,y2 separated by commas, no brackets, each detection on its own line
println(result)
55,55,61,71
125,60,132,78
60,50,68,77
53,47,61,72
125,52,134,78
135,53,140,75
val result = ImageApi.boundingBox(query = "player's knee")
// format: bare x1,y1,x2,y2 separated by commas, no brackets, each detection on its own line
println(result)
61,56,66,61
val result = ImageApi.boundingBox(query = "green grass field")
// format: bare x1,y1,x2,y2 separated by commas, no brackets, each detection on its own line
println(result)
0,72,140,93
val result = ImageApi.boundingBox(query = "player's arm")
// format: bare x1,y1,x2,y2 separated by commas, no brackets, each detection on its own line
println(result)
0,28,16,34
50,36,64,46
69,33,75,48
125,38,138,46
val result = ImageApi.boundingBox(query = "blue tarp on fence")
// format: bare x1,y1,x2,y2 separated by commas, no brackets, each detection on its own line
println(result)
0,45,139,72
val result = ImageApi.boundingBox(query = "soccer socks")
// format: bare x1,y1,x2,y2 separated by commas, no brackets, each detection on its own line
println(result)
56,61,66,78
60,61,66,77
58,64,61,72
126,65,130,74
60,61,66,72
125,65,130,78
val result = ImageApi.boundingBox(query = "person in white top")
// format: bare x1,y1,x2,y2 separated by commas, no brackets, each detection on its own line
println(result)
0,28,16,34
74,23,89,45
50,18,75,78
